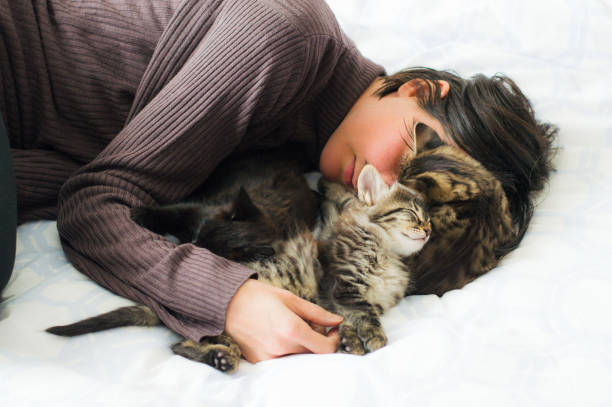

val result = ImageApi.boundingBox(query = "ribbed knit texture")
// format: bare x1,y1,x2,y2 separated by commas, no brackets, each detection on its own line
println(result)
1,0,384,341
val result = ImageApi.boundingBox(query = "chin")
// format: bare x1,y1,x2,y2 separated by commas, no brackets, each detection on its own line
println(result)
392,236,428,257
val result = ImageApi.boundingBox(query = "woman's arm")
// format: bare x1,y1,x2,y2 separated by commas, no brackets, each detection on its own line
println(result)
56,1,342,350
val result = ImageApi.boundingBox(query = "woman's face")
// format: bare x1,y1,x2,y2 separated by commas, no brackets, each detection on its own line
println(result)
319,78,452,189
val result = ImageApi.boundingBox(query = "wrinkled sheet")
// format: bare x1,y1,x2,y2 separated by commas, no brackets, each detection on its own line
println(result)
1,0,611,405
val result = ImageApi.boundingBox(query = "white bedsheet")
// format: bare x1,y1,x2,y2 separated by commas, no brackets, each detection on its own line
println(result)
2,0,611,406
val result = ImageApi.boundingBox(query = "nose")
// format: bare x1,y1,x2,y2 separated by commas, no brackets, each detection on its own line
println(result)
423,222,432,238
381,171,397,186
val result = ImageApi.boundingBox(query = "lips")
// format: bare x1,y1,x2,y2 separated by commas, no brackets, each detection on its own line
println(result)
345,157,355,187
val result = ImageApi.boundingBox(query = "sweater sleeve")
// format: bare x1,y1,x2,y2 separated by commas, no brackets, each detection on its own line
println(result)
56,2,309,342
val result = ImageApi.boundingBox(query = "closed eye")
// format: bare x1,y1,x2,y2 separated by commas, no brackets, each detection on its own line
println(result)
404,209,418,223
382,208,403,217
380,208,419,222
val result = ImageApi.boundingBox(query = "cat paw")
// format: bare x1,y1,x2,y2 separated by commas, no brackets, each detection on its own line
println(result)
337,325,366,355
171,341,240,373
361,326,387,353
208,349,239,373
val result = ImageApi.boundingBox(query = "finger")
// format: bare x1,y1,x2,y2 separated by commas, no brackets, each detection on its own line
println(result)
292,319,339,354
288,295,343,327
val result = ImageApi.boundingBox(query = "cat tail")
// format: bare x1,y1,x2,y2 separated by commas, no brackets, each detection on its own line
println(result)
46,305,160,336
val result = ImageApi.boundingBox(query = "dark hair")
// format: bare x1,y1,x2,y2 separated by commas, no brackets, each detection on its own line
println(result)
375,67,558,251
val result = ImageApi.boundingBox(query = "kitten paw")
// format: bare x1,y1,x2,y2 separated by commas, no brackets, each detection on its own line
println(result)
337,325,366,355
209,349,239,372
172,340,240,373
362,326,387,353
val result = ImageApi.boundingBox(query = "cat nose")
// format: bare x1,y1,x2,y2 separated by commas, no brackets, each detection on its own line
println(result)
423,223,432,238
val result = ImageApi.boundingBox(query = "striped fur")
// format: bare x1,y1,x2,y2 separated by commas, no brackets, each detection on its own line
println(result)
399,145,514,295
316,173,431,354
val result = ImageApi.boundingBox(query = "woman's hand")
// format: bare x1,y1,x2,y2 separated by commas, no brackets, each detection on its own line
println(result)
225,279,342,363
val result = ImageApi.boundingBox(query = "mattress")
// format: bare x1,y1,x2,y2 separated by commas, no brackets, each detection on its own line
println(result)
2,0,611,405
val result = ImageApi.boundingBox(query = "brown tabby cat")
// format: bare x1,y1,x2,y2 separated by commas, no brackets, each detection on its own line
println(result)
399,124,514,296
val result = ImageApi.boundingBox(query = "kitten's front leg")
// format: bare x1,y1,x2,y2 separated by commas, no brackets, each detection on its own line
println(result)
320,272,388,354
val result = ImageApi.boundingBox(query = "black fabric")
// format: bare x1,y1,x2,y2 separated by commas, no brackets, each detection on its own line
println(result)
0,109,16,293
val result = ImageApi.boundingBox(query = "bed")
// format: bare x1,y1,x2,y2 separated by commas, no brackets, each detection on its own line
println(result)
2,0,611,405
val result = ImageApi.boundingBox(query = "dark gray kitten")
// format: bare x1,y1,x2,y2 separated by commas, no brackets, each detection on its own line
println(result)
128,147,321,262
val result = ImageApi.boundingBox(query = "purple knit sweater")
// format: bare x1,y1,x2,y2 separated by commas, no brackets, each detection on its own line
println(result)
1,0,384,341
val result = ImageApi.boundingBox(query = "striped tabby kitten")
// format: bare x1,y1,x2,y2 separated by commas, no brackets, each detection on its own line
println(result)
316,166,431,354
46,162,431,372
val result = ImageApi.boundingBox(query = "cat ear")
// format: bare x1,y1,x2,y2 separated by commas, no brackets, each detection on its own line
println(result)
415,123,444,153
231,187,262,221
357,164,390,206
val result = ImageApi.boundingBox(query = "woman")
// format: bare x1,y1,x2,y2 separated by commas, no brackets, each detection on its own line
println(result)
0,0,555,364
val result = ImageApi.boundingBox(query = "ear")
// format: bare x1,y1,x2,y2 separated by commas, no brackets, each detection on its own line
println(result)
231,187,262,221
415,123,444,153
398,79,450,99
357,164,390,206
